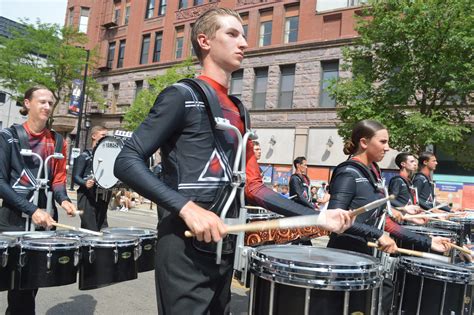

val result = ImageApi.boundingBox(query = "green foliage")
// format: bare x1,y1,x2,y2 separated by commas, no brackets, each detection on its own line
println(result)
123,58,196,131
0,20,103,125
329,0,474,165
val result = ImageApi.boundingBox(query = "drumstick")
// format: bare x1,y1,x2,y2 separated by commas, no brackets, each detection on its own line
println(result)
449,243,473,255
367,242,450,263
73,210,84,216
425,203,448,213
348,195,396,218
403,212,464,220
52,222,103,236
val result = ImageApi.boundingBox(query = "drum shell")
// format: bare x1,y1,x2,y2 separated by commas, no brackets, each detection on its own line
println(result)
0,237,16,291
394,257,474,314
14,237,80,290
101,227,157,272
79,236,139,290
249,245,383,315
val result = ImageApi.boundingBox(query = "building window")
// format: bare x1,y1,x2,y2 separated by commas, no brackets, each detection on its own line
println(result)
135,80,143,100
179,0,187,9
79,7,89,33
153,32,163,62
117,40,126,68
253,67,268,109
107,42,115,69
279,65,295,108
230,70,244,99
284,16,298,43
319,60,339,108
68,7,74,26
0,92,6,103
240,13,249,38
145,0,155,19
140,34,151,65
158,0,166,16
15,101,22,107
102,85,108,99
259,11,273,47
112,83,120,109
175,27,184,59
124,5,130,25
193,0,204,5
317,0,367,12
114,8,121,25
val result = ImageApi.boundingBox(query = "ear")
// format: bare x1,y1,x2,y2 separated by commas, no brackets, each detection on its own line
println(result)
359,137,369,150
24,99,31,110
197,33,211,53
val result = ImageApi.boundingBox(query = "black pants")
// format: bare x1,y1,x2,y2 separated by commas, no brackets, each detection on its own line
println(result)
6,289,38,315
155,215,234,315
77,191,109,231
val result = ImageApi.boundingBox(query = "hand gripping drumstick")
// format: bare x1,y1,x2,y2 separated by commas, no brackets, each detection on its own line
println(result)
52,222,103,236
367,242,450,263
184,196,394,238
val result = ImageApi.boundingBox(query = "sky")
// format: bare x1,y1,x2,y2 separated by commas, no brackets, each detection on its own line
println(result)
0,0,68,26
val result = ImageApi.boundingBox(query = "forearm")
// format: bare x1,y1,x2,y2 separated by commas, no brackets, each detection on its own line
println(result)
384,217,431,250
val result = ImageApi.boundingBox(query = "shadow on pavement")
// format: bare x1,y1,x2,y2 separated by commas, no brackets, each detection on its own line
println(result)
231,291,249,315
46,294,97,315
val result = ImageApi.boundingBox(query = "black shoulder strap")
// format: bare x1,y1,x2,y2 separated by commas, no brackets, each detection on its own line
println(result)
12,124,31,151
50,129,63,154
229,95,250,131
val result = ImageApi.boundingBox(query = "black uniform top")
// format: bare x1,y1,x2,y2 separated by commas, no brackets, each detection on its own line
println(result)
388,175,415,208
412,172,451,211
328,160,431,251
72,149,94,194
289,173,314,208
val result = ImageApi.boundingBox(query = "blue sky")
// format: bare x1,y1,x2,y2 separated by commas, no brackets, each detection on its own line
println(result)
0,0,68,26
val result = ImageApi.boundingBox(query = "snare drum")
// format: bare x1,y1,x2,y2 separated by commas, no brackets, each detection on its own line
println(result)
15,237,80,290
102,227,157,272
451,215,474,245
79,235,140,290
249,245,383,315
428,220,462,233
0,236,16,291
396,226,457,253
56,229,87,239
93,136,124,189
394,256,474,314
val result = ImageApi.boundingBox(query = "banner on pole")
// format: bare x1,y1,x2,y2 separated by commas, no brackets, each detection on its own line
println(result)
68,79,83,116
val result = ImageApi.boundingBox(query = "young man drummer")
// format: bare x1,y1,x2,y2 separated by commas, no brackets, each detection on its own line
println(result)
114,8,352,314
0,86,76,314
413,152,459,212
72,125,110,231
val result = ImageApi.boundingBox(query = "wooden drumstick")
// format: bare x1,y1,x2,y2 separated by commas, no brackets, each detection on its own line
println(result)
367,242,450,263
448,243,473,255
52,222,103,236
348,195,396,218
74,210,84,216
403,212,464,220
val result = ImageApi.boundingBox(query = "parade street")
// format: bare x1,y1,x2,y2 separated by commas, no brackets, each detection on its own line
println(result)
0,197,249,315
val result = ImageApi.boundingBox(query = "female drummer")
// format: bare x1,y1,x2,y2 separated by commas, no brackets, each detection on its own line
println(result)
327,120,451,254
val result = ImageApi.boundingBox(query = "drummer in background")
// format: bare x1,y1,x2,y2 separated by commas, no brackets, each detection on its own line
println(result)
327,120,452,314
289,157,315,209
413,152,460,212
72,125,110,231
388,153,427,225
114,8,352,314
0,86,76,315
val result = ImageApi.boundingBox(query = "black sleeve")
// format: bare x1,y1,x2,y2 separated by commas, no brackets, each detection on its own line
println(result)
114,86,190,215
385,217,431,250
289,175,314,209
0,133,37,216
72,154,87,188
388,178,406,208
328,171,383,240
412,177,433,210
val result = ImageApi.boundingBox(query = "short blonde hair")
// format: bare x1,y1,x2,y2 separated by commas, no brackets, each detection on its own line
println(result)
90,125,107,138
191,8,242,62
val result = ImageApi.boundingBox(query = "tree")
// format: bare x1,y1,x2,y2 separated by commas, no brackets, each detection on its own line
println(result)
0,20,103,126
123,58,196,131
329,0,473,164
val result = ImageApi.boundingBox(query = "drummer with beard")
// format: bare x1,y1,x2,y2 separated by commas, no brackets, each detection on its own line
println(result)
0,86,76,315
326,120,452,314
72,125,110,231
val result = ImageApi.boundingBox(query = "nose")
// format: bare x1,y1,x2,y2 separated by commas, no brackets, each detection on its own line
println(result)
239,35,248,50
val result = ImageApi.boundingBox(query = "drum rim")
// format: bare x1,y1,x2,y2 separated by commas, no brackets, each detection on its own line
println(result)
21,237,80,250
0,235,16,247
101,227,157,239
81,235,139,247
403,225,457,237
450,216,474,223
399,256,474,284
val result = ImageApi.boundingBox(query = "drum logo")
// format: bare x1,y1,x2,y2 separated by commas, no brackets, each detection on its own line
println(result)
104,141,120,148
144,244,153,251
121,252,132,259
58,256,70,264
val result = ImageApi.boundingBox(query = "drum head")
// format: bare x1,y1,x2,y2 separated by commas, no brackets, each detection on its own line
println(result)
56,230,87,239
250,245,382,290
399,256,474,284
101,227,157,239
21,237,80,251
93,136,124,189
82,235,138,247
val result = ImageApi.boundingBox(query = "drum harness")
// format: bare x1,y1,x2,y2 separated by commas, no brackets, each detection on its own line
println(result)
175,79,257,266
13,124,64,232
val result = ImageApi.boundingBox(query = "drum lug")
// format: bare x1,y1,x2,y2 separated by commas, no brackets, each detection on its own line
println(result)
114,243,119,264
74,249,80,267
134,241,141,261
46,252,52,270
1,250,8,268
19,246,26,267
88,246,95,264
